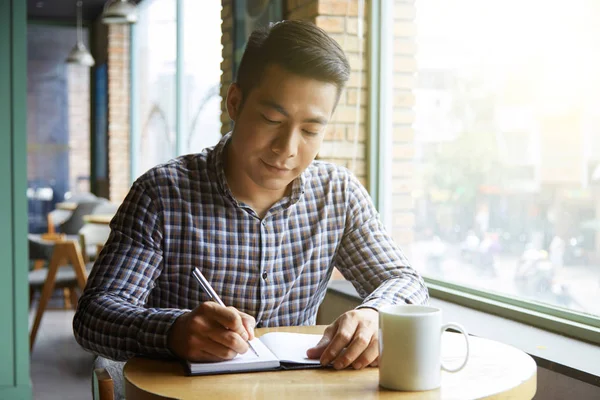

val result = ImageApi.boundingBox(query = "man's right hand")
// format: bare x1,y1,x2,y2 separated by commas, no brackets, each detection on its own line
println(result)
167,301,256,362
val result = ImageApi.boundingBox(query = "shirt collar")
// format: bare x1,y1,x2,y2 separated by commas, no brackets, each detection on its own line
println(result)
209,132,306,210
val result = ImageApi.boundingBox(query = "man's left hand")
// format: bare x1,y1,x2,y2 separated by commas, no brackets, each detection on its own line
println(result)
306,308,379,370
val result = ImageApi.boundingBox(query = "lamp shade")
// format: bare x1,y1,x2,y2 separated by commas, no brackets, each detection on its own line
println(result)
66,43,95,66
66,0,95,67
102,0,138,24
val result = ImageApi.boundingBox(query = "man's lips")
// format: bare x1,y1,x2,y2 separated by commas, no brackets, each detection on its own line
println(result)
262,160,292,172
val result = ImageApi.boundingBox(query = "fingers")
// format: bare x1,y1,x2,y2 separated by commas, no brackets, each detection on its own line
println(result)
331,325,376,370
315,309,379,370
350,335,379,370
202,303,249,340
306,326,334,359
239,311,256,340
170,303,256,362
188,336,241,362
207,329,249,355
319,319,358,367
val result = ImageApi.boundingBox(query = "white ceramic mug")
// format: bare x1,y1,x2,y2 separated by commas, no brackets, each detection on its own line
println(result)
378,305,470,391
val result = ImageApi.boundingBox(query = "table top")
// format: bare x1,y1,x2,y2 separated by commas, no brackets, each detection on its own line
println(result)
82,214,113,225
124,325,536,400
55,201,77,211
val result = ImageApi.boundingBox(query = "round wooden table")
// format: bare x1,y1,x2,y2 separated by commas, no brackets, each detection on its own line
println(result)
83,214,113,225
124,325,536,399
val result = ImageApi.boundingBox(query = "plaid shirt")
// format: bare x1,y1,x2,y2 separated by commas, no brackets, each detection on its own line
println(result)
73,133,428,361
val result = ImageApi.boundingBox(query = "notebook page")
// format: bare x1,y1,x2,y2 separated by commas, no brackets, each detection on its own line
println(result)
188,337,279,374
258,332,322,365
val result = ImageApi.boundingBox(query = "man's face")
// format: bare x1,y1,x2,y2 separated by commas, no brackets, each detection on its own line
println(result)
226,64,338,194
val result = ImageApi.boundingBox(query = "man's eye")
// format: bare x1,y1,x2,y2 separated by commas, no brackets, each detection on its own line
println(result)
303,130,319,136
262,115,281,124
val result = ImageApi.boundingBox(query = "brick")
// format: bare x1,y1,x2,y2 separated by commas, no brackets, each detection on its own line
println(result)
333,105,366,123
221,4,231,18
347,71,367,88
315,16,345,33
393,56,417,73
346,88,367,106
318,140,365,159
394,4,416,20
318,0,359,16
346,17,366,36
393,109,415,124
328,34,364,52
393,73,417,89
325,124,346,140
288,4,318,21
393,90,415,108
347,159,366,176
222,17,233,29
344,124,366,142
392,194,415,210
394,22,416,37
221,31,231,45
393,143,415,160
347,53,366,71
392,178,414,193
391,161,415,178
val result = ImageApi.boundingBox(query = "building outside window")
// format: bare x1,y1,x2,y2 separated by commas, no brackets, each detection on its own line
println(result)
132,0,222,179
384,0,600,318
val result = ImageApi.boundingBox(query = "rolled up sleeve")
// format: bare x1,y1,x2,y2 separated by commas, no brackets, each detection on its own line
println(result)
333,174,429,309
73,179,188,361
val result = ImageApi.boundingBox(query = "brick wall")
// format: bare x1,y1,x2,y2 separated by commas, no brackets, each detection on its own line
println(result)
219,0,418,251
107,25,131,202
219,0,368,183
391,0,417,250
67,65,91,193
220,0,234,135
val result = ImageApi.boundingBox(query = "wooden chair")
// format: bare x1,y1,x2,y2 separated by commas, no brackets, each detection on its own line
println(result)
93,368,115,400
28,234,92,351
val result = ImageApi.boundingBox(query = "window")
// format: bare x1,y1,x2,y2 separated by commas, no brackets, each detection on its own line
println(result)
132,0,177,178
181,0,222,154
132,0,222,179
383,0,600,320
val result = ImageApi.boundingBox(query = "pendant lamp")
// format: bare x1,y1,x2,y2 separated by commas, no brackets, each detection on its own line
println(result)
101,0,138,24
66,1,95,66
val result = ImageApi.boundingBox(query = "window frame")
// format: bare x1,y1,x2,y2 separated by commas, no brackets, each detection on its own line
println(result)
368,0,600,345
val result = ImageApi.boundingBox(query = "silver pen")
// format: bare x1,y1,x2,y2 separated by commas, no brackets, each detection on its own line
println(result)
192,267,259,357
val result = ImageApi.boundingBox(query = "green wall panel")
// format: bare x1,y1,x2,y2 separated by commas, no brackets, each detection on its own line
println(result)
0,0,32,397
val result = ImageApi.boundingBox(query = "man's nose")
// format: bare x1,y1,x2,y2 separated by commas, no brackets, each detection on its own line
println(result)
271,127,299,158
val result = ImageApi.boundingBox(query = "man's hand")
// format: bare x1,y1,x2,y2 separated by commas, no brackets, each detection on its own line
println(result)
167,301,256,362
306,308,379,370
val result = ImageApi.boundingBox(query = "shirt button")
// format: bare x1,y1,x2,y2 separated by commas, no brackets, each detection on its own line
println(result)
262,271,268,280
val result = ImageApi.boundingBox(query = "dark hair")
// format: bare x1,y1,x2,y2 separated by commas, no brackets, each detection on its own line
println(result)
235,20,350,103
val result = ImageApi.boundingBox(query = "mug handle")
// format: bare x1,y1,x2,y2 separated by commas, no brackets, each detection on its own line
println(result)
440,323,470,373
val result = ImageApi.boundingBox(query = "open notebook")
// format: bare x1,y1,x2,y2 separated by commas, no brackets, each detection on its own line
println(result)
184,332,324,376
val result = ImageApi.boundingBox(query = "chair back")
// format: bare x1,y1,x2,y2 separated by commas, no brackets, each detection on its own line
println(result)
59,201,104,235
28,234,56,262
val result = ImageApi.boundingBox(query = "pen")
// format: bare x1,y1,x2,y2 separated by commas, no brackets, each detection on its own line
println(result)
192,267,260,357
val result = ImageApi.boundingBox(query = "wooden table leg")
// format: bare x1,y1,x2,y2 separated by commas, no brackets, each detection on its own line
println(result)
29,240,89,351
66,241,88,291
30,243,67,351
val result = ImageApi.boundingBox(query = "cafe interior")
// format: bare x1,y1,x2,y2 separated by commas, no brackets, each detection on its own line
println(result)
2,0,600,399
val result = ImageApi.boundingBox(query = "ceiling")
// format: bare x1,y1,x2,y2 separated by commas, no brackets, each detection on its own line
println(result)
27,0,139,22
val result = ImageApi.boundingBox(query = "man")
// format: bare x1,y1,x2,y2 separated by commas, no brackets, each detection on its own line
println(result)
74,20,427,373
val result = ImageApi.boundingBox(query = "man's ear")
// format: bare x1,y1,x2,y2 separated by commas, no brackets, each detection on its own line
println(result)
226,83,243,122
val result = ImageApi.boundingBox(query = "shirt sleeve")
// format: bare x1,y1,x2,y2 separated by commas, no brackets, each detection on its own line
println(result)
333,172,429,309
73,179,188,361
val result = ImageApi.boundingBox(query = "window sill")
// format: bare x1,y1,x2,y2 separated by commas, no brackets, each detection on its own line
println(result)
325,280,600,388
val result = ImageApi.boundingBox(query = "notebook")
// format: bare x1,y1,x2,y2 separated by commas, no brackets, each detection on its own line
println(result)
184,332,325,376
